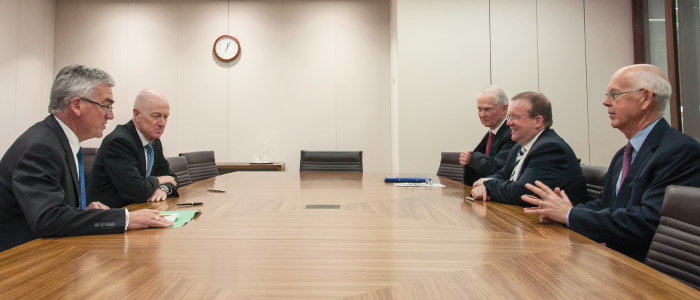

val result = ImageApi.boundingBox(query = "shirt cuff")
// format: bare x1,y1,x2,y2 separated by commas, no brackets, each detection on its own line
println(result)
565,207,572,227
124,208,129,231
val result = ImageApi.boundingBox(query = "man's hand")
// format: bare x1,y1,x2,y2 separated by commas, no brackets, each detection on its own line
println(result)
522,180,573,224
471,185,489,201
127,209,173,230
157,175,177,187
472,177,489,188
459,151,473,166
148,188,168,202
86,201,109,210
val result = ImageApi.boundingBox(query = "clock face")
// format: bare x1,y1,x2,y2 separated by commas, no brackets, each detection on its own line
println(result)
214,35,240,62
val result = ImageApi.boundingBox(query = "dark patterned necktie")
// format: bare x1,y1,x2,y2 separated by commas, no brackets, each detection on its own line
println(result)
510,147,526,181
617,142,633,193
145,143,154,177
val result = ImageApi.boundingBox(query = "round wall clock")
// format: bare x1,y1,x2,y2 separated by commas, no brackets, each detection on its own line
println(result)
213,35,241,62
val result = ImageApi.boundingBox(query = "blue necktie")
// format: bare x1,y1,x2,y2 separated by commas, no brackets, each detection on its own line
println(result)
77,147,86,210
145,143,154,177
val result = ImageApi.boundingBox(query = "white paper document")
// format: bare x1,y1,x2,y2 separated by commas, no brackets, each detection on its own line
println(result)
393,182,445,187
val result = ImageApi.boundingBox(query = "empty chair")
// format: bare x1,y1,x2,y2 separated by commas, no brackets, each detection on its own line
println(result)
179,151,219,182
581,164,607,201
646,185,700,290
82,147,98,185
300,150,363,172
436,152,464,183
166,156,193,187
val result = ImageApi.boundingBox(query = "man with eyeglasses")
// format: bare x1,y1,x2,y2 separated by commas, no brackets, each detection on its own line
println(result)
459,86,516,185
470,91,587,206
0,65,172,252
87,89,178,208
521,64,700,262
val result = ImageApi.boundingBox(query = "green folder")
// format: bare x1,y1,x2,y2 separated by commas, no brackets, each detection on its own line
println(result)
159,210,198,228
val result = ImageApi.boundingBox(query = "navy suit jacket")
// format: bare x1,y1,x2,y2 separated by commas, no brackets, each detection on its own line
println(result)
483,128,587,206
87,120,178,208
0,116,125,252
569,119,700,261
464,124,516,185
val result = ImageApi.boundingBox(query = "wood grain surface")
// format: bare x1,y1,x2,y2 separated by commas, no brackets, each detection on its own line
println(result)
1,172,697,299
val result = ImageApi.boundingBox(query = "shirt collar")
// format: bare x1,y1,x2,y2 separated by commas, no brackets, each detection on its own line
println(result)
53,115,80,157
490,117,507,135
629,118,661,152
135,127,150,147
521,128,545,153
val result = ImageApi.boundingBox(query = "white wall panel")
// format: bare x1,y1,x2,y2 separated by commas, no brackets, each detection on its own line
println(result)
16,0,46,133
397,0,491,174
584,0,633,166
0,0,54,153
490,0,539,96
0,0,20,152
335,0,391,172
176,0,229,159
281,0,337,171
126,0,179,157
537,0,590,163
227,0,284,164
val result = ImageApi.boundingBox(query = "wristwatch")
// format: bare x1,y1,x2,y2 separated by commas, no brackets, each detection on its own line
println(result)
159,185,171,194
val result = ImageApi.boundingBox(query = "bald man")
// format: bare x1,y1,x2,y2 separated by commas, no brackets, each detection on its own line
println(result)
87,89,178,208
521,64,700,261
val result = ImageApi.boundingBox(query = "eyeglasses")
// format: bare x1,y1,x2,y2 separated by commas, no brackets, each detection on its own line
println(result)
506,114,531,122
605,89,656,101
80,97,113,114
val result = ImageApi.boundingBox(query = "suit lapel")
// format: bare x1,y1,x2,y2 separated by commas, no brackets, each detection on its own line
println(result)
614,119,668,207
126,121,147,175
44,116,80,206
517,128,551,178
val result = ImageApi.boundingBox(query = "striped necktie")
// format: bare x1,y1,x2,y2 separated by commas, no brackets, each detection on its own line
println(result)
510,147,526,181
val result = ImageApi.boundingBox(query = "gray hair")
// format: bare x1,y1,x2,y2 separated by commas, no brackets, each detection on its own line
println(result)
479,85,509,106
49,65,114,114
627,65,672,113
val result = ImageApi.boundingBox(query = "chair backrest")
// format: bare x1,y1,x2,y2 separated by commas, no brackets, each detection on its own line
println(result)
581,164,607,201
436,152,464,183
646,185,700,290
166,156,193,187
299,150,363,172
179,151,219,182
82,147,99,185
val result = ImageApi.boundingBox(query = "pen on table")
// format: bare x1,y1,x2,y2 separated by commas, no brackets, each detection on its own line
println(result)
465,196,475,202
177,202,203,206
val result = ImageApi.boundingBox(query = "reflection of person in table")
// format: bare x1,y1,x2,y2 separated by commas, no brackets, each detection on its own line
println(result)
88,89,179,208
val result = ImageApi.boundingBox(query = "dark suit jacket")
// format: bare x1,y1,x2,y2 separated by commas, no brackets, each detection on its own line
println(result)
483,128,587,206
87,121,178,208
569,119,700,262
0,116,126,252
464,124,516,185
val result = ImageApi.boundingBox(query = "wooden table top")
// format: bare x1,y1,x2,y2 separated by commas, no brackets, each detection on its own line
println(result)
1,172,698,299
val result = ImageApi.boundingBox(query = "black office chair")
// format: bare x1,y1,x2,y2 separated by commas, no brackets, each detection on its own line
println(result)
436,152,464,183
299,150,363,172
581,164,607,201
646,185,700,290
82,147,98,185
179,151,219,182
166,156,193,187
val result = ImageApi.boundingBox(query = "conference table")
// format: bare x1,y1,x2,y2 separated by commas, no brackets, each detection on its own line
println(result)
1,172,698,299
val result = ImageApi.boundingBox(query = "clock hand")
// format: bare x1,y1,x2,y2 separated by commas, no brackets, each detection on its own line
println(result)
226,42,230,50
